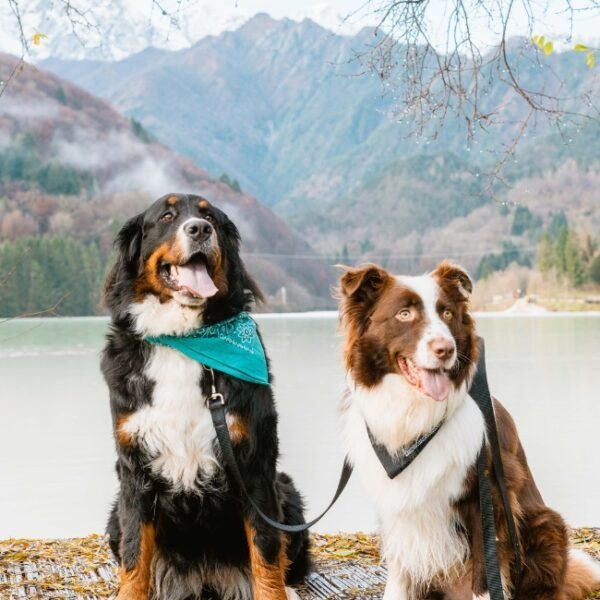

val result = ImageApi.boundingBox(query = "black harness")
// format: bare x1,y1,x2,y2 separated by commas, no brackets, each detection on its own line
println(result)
207,337,522,599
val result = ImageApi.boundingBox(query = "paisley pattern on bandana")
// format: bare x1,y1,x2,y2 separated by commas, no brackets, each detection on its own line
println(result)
146,312,269,385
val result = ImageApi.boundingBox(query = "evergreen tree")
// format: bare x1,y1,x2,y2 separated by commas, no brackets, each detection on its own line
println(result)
54,86,68,105
564,230,586,287
219,173,232,187
548,211,568,240
537,232,554,274
0,236,105,317
589,254,600,285
511,205,541,236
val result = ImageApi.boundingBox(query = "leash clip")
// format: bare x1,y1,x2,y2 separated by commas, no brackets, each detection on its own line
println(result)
205,366,225,406
209,387,225,406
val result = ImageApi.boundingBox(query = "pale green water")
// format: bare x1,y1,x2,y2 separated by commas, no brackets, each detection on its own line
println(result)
0,313,599,539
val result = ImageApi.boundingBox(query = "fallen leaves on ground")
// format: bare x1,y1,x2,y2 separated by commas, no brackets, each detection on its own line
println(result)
0,529,598,598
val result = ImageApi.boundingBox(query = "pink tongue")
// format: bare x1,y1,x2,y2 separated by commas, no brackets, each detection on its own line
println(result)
419,369,450,402
173,263,218,298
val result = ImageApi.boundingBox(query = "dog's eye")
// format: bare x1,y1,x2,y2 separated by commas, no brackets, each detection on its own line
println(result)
160,212,174,223
442,308,453,322
396,308,414,322
204,214,214,223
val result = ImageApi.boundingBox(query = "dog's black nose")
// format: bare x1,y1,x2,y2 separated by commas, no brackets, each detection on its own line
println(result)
183,218,212,242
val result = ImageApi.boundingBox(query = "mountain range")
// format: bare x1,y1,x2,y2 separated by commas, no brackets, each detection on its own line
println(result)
0,52,332,313
38,14,600,279
41,14,599,218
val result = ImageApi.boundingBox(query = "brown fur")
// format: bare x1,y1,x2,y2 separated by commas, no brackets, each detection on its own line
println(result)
243,519,289,600
116,413,134,448
339,260,600,600
117,523,155,599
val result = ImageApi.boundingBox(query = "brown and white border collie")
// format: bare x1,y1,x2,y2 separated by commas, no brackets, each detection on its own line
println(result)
338,261,600,600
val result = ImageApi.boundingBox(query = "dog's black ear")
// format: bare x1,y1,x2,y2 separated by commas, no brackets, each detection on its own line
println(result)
103,215,144,307
115,214,144,269
243,270,265,305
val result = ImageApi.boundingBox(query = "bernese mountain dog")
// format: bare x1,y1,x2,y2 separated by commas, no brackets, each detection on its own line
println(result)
338,261,600,600
101,193,310,600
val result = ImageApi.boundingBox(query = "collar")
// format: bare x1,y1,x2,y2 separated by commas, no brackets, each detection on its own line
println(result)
367,419,445,479
146,312,269,385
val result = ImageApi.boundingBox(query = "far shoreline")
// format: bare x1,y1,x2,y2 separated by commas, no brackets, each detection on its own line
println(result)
2,309,600,322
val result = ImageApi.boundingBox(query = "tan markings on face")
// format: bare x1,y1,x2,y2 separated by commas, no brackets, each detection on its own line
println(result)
116,413,134,448
243,519,289,600
134,240,186,302
167,195,178,206
199,200,209,209
117,522,155,599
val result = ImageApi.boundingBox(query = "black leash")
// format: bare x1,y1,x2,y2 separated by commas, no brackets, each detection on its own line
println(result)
470,338,523,599
207,369,353,533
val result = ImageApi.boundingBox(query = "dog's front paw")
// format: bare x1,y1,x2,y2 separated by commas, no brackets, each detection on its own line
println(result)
285,586,301,600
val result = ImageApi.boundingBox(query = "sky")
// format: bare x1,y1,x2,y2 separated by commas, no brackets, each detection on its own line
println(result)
143,0,600,46
168,0,600,46
1,0,599,60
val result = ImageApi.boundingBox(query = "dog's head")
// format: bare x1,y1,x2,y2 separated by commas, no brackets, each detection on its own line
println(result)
104,193,262,334
339,261,478,400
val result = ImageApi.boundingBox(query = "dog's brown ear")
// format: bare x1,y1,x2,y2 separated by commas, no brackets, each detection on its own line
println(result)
338,264,392,304
432,260,473,298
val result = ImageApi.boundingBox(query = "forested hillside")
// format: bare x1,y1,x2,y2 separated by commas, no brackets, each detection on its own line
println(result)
0,53,333,317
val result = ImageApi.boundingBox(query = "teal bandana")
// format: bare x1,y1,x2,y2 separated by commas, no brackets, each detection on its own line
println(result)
146,312,269,385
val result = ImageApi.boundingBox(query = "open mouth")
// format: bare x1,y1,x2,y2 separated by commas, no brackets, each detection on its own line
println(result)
158,252,219,299
397,356,450,402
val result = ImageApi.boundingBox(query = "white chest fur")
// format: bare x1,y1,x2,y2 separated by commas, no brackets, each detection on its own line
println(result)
123,345,219,492
342,374,486,585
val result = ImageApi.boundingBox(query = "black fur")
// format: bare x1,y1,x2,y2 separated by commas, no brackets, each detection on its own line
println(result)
101,194,310,599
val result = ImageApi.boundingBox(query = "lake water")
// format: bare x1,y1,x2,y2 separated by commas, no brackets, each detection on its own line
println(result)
0,313,599,540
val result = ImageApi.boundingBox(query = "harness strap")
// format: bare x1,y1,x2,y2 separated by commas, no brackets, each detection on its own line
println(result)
208,390,353,533
367,418,445,479
470,337,523,598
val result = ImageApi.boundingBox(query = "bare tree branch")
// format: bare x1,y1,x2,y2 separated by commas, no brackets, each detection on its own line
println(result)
347,0,600,190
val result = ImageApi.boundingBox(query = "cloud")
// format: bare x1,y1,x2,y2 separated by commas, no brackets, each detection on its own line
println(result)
0,98,60,121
